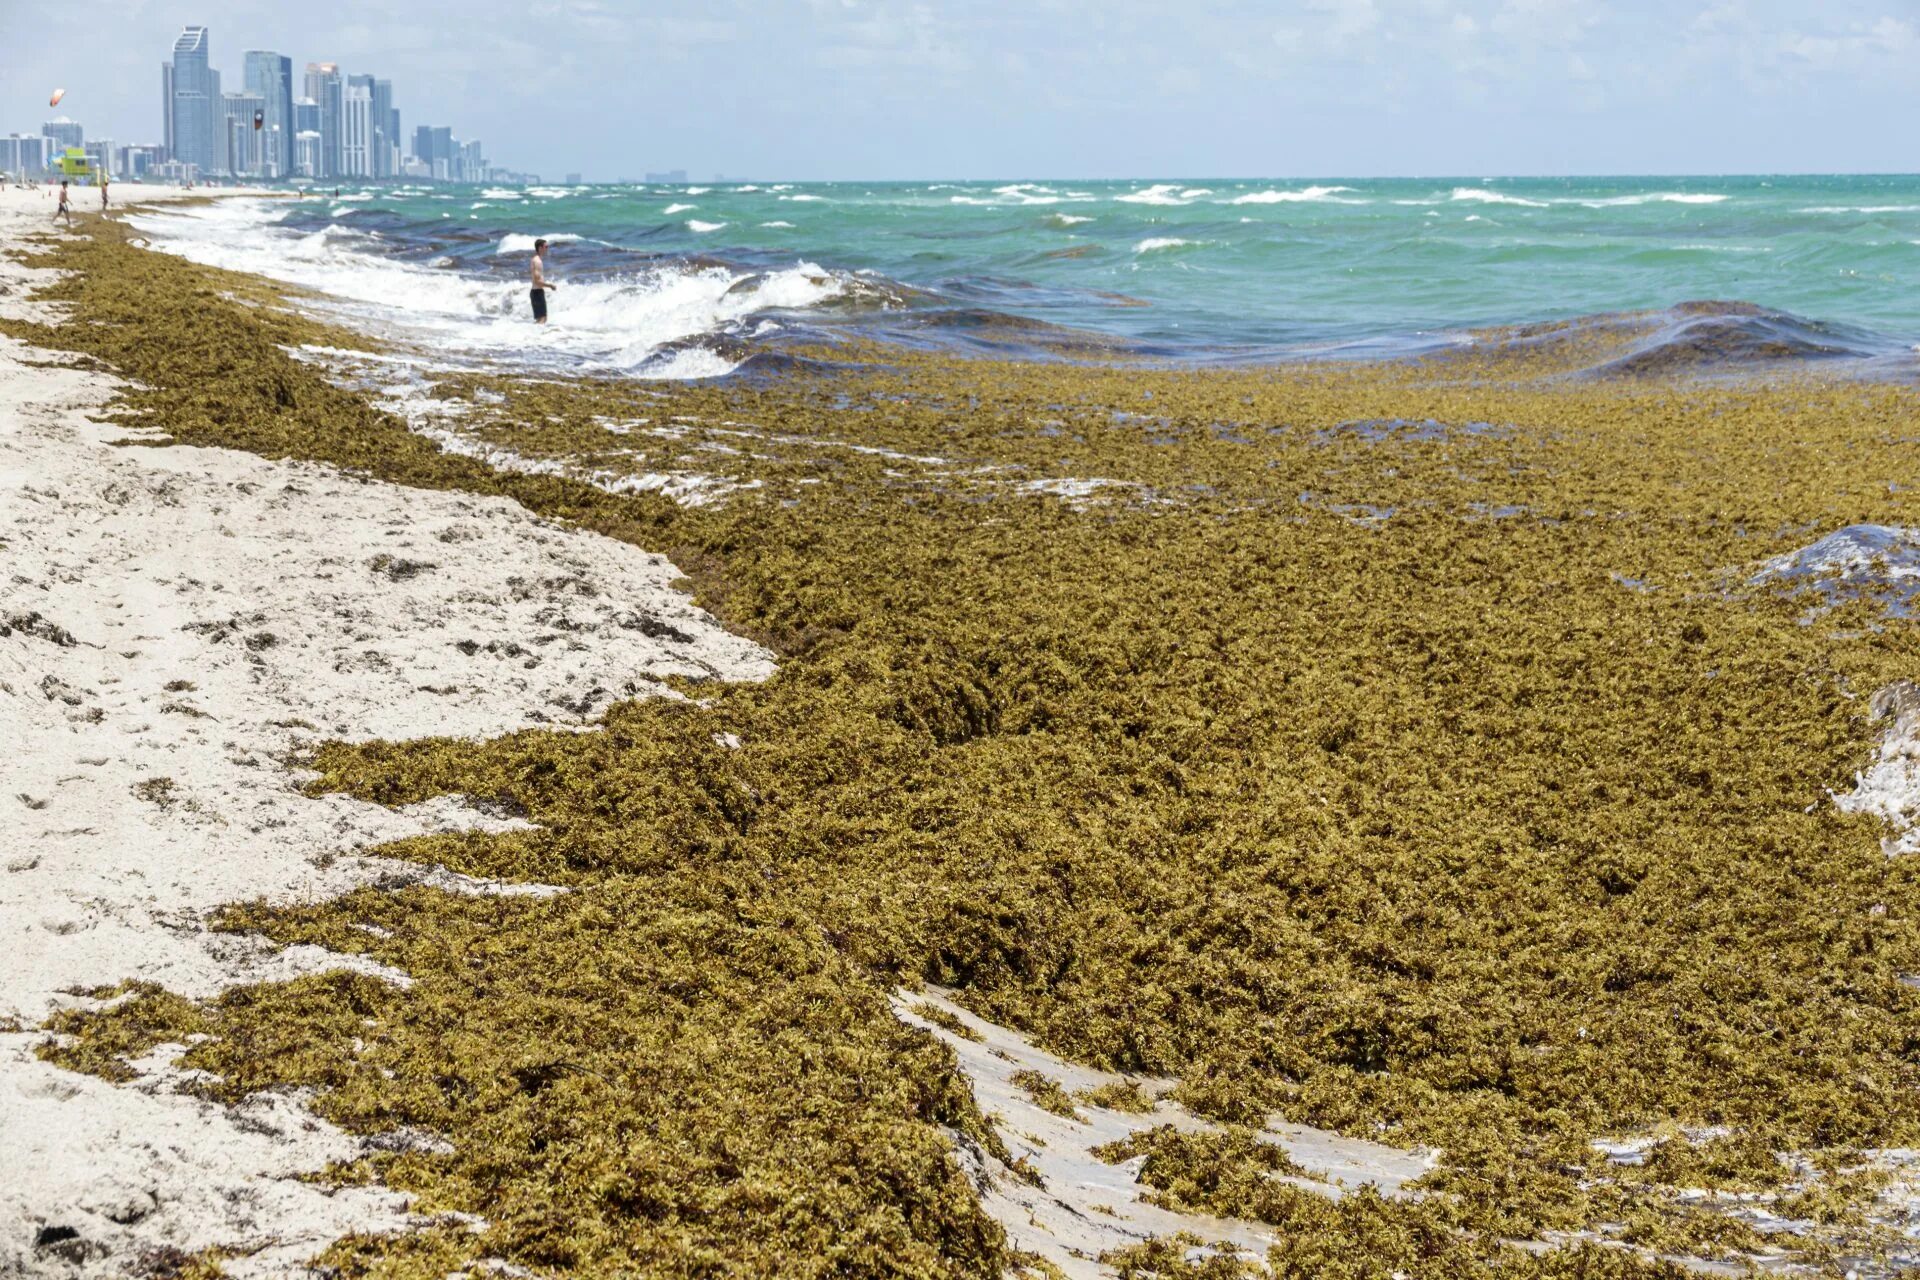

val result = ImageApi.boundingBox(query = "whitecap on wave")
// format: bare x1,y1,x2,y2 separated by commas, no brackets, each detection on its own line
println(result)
494,232,585,255
1115,183,1194,205
128,200,855,382
1231,185,1360,205
1449,187,1549,208
1576,192,1730,207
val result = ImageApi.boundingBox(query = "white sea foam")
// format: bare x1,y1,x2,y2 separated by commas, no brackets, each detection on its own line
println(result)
524,186,574,199
480,187,523,200
991,183,1066,205
1231,185,1359,205
130,200,848,380
1048,214,1093,226
1135,236,1202,253
733,184,761,192
1450,187,1549,208
1116,183,1192,205
663,202,696,214
780,193,825,202
950,196,993,205
1179,188,1213,199
493,232,584,255
1576,192,1730,207
687,219,728,233
685,186,711,195
760,220,795,228
1805,204,1920,214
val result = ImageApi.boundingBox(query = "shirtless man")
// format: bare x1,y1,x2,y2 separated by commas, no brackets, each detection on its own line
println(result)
100,175,109,210
53,181,70,226
530,238,559,324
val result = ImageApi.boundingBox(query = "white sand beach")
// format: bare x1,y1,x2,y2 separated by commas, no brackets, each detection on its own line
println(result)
0,186,774,1276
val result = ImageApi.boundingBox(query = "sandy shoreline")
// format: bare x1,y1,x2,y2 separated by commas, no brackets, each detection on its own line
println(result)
9,185,1920,1278
0,187,773,1276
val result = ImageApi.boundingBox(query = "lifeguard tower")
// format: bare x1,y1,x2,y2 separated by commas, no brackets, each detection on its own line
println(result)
54,147,94,182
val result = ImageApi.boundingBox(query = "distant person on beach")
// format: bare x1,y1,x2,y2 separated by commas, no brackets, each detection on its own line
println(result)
54,181,70,226
530,238,558,324
100,175,109,210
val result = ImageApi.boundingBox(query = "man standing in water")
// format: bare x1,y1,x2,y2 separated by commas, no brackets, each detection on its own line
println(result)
530,238,558,324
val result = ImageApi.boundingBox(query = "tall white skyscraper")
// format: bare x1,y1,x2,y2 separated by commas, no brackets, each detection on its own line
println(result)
303,62,342,179
341,79,372,178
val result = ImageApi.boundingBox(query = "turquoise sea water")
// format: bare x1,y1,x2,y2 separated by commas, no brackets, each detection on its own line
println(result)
136,175,1920,376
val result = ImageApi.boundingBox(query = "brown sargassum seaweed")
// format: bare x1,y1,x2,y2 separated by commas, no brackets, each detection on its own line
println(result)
11,217,1920,1277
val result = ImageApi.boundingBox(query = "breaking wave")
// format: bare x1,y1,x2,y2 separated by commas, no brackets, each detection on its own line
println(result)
1450,187,1551,208
1231,186,1360,204
130,200,865,380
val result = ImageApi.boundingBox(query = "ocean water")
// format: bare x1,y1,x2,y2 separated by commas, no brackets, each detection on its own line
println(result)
128,175,1920,379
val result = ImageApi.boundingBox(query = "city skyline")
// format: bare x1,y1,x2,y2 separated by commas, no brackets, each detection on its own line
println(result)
2,21,519,184
1,1,1917,181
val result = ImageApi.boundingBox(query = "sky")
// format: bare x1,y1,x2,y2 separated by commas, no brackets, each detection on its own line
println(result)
0,0,1914,180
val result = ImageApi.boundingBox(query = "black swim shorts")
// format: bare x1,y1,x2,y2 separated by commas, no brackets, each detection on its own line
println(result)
530,287,547,321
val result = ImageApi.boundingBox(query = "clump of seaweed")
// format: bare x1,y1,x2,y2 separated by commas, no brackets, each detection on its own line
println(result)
14,219,1920,1275
1077,1080,1158,1113
1093,1126,1310,1208
913,1001,986,1042
1009,1069,1083,1120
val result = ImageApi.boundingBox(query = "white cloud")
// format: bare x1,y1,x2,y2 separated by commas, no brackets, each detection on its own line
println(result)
1309,0,1382,42
1489,0,1595,47
1779,15,1916,68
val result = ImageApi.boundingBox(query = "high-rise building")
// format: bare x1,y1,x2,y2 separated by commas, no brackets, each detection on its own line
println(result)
293,130,321,179
293,97,319,135
165,26,216,174
120,144,166,179
42,117,83,150
243,51,293,178
1,134,49,177
342,77,373,178
84,138,115,178
456,139,486,183
369,79,395,179
387,105,401,174
161,62,174,159
303,62,342,178
413,124,458,179
220,92,266,177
